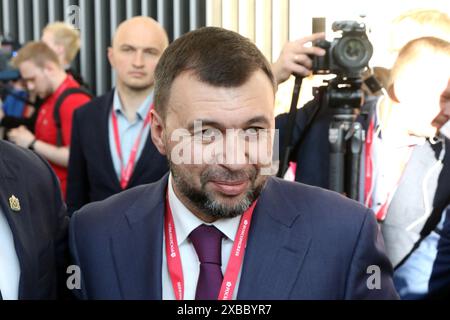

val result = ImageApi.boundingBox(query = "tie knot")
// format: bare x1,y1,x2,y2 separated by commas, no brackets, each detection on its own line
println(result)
189,224,223,265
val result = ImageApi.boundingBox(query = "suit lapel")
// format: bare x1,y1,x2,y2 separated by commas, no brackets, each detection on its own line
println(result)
237,178,312,299
0,149,39,299
127,132,154,187
110,175,168,299
98,90,121,190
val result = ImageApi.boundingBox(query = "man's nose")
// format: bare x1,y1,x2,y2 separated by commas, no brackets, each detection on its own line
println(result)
218,131,249,171
132,51,144,68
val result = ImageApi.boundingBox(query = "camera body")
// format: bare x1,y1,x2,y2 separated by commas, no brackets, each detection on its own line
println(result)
0,35,21,82
312,20,373,78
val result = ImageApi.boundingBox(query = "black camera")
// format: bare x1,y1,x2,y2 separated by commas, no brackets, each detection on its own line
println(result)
0,34,21,82
312,21,373,78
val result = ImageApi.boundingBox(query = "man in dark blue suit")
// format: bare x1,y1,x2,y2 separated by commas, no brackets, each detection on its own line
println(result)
0,140,68,300
69,27,398,300
66,17,168,214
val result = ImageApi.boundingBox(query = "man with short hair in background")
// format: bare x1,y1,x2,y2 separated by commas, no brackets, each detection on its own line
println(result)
66,16,168,214
7,42,91,198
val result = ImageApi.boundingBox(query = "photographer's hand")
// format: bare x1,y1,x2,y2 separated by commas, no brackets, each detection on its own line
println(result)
272,32,326,85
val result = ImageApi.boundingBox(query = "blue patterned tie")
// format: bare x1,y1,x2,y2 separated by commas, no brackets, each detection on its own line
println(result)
189,224,224,300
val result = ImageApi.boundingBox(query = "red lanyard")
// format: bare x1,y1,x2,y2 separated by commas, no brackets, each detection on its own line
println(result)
364,119,375,208
111,104,153,189
165,192,257,300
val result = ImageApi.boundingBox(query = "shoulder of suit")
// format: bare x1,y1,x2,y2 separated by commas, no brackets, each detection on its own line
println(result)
74,90,113,118
0,140,49,171
266,177,371,223
0,140,57,191
72,181,159,228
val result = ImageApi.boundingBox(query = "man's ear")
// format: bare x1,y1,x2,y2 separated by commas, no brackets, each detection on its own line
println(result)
107,47,114,67
151,110,167,156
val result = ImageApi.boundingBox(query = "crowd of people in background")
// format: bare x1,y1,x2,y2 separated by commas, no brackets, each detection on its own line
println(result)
0,7,449,300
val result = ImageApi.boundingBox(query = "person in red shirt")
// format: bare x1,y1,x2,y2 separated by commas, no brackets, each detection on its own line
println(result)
7,42,91,198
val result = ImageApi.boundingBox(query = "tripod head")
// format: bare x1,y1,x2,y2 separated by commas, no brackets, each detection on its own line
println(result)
322,76,364,116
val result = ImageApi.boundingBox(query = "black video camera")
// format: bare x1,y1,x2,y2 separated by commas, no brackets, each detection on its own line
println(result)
0,34,21,82
312,20,373,78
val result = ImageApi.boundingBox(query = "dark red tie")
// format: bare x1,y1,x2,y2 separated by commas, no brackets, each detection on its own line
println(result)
189,224,224,300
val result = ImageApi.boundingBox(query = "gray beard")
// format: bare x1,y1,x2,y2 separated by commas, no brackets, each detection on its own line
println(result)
170,164,264,219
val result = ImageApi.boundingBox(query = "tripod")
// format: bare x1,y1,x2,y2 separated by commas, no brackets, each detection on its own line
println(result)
277,75,365,201
322,76,365,200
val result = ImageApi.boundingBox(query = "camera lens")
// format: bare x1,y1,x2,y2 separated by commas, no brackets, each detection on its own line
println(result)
345,39,364,60
333,36,373,70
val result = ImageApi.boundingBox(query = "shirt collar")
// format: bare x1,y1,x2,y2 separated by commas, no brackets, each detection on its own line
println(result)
167,173,241,245
113,89,154,121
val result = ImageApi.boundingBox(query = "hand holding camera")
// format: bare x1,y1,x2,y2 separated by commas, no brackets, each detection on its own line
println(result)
272,32,326,84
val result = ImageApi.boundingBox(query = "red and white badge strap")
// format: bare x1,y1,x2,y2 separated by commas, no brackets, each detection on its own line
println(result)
218,200,256,300
165,192,257,300
165,193,184,300
364,118,375,208
111,104,153,189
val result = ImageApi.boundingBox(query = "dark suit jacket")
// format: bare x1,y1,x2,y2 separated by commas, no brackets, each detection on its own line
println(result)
0,140,68,299
67,90,168,214
69,174,398,299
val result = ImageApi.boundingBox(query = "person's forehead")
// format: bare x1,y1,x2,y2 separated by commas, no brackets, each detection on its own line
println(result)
166,71,275,126
19,61,39,73
114,24,165,48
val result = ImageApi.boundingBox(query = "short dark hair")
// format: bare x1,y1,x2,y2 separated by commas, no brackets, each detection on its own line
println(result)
154,27,276,119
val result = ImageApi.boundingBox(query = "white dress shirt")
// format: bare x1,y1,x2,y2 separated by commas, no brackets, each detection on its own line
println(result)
162,175,243,300
0,207,21,300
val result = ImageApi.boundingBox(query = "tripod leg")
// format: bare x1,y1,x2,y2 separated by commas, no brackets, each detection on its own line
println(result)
348,122,364,201
329,121,346,193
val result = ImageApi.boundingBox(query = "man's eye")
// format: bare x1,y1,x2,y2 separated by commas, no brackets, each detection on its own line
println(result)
244,127,262,136
144,49,158,56
203,128,219,139
194,128,220,141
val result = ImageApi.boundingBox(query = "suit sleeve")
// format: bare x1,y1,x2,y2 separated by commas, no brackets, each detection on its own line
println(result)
33,152,70,299
68,213,88,300
50,161,71,299
67,109,90,215
344,209,400,299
